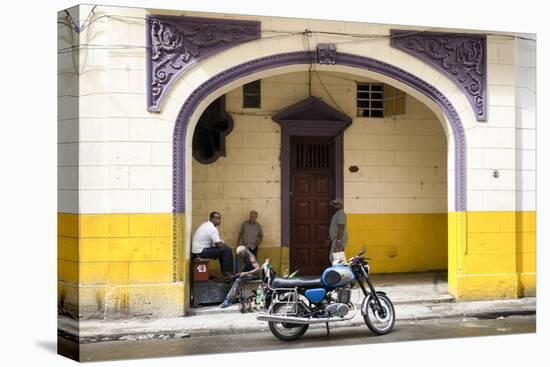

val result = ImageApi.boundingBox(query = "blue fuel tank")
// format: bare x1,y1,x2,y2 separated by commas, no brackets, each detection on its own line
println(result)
321,265,355,288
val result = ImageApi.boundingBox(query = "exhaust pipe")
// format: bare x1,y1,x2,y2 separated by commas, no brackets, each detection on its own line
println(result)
257,307,357,325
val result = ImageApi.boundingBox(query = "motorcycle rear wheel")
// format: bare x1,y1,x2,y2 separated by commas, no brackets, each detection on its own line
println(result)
363,293,395,335
268,303,309,341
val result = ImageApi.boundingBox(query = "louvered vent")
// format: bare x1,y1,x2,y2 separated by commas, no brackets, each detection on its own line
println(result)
295,143,330,169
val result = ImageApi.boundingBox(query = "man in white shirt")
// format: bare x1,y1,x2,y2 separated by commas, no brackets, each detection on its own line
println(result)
192,211,234,279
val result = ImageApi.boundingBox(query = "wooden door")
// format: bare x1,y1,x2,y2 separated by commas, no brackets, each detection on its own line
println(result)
290,136,335,275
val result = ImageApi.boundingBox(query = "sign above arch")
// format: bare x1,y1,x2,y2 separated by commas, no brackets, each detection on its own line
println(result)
390,29,487,121
146,14,261,112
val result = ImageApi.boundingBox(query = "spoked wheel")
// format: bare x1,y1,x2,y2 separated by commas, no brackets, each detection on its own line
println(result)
362,293,395,335
268,303,309,341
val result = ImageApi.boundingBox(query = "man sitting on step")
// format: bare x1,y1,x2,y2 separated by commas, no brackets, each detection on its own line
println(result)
192,211,235,281
220,245,261,310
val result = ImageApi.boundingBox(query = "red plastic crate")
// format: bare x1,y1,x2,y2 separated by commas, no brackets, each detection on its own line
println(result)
193,258,210,281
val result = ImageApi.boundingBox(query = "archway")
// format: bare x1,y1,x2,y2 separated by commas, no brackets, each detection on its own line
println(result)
173,51,466,306
174,52,465,213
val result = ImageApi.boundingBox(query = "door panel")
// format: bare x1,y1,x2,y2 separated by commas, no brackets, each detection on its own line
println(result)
294,177,310,196
296,248,311,266
293,224,310,244
294,201,310,221
313,224,329,243
314,201,330,220
313,176,331,196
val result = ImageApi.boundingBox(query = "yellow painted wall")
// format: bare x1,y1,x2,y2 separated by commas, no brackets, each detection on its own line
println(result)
346,213,448,273
58,210,536,319
58,212,184,319
447,211,536,300
516,212,536,296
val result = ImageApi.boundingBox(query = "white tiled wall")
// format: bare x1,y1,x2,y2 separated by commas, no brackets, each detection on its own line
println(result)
58,5,81,213
465,36,520,211
515,36,537,211
58,5,175,214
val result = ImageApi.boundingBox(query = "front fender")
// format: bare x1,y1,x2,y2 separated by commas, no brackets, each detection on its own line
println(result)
361,291,387,316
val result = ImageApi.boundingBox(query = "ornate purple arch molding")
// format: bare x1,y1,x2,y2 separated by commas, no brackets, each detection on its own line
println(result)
146,14,261,112
173,51,466,215
390,29,487,121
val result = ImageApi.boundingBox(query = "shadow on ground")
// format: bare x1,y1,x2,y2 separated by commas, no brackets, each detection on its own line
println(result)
35,340,57,354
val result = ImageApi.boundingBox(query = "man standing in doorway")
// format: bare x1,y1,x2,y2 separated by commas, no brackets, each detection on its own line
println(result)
192,211,234,280
329,198,348,262
237,210,264,257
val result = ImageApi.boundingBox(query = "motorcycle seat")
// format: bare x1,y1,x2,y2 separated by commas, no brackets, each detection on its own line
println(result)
271,277,323,289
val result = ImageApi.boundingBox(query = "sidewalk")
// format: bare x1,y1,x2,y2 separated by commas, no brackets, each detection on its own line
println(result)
58,273,536,343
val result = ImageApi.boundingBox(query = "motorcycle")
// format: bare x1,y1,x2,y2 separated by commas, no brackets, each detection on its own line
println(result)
256,247,395,341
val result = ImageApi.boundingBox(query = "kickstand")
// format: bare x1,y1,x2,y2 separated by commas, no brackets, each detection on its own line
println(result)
325,322,330,338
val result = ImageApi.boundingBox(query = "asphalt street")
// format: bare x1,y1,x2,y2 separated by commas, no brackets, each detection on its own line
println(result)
59,314,536,362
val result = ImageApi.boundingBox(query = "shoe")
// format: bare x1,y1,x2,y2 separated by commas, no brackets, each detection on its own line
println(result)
239,300,247,313
220,299,233,308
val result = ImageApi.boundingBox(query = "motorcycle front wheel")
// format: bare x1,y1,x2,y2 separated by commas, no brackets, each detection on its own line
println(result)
362,293,395,335
268,303,309,341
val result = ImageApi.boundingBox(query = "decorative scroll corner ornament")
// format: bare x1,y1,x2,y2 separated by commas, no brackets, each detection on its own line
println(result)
317,43,337,64
146,14,261,112
390,29,487,122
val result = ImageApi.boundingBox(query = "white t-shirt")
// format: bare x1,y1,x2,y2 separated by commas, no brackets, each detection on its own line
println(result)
192,221,222,254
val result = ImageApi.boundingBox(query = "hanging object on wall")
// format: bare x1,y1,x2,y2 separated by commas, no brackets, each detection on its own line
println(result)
390,29,487,122
317,43,337,64
192,96,234,164
146,15,261,112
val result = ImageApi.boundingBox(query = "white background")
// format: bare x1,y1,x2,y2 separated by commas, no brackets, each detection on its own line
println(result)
0,0,546,366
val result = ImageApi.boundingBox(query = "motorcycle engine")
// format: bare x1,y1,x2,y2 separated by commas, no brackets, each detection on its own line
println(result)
325,303,350,317
337,289,351,304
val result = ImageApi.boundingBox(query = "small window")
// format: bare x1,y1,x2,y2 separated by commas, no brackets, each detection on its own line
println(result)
356,83,384,118
243,80,261,108
356,83,406,118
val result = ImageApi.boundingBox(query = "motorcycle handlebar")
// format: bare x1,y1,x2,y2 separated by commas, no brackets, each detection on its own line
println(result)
350,247,369,265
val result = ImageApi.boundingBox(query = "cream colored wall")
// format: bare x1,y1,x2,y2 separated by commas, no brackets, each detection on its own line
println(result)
59,4,528,217
344,102,447,214
191,110,282,247
191,71,447,246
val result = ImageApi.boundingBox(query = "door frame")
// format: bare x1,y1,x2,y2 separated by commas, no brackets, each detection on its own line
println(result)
273,97,351,248
281,127,343,248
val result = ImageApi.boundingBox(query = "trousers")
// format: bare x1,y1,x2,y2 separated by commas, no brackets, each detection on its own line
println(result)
226,274,259,302
194,246,234,274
